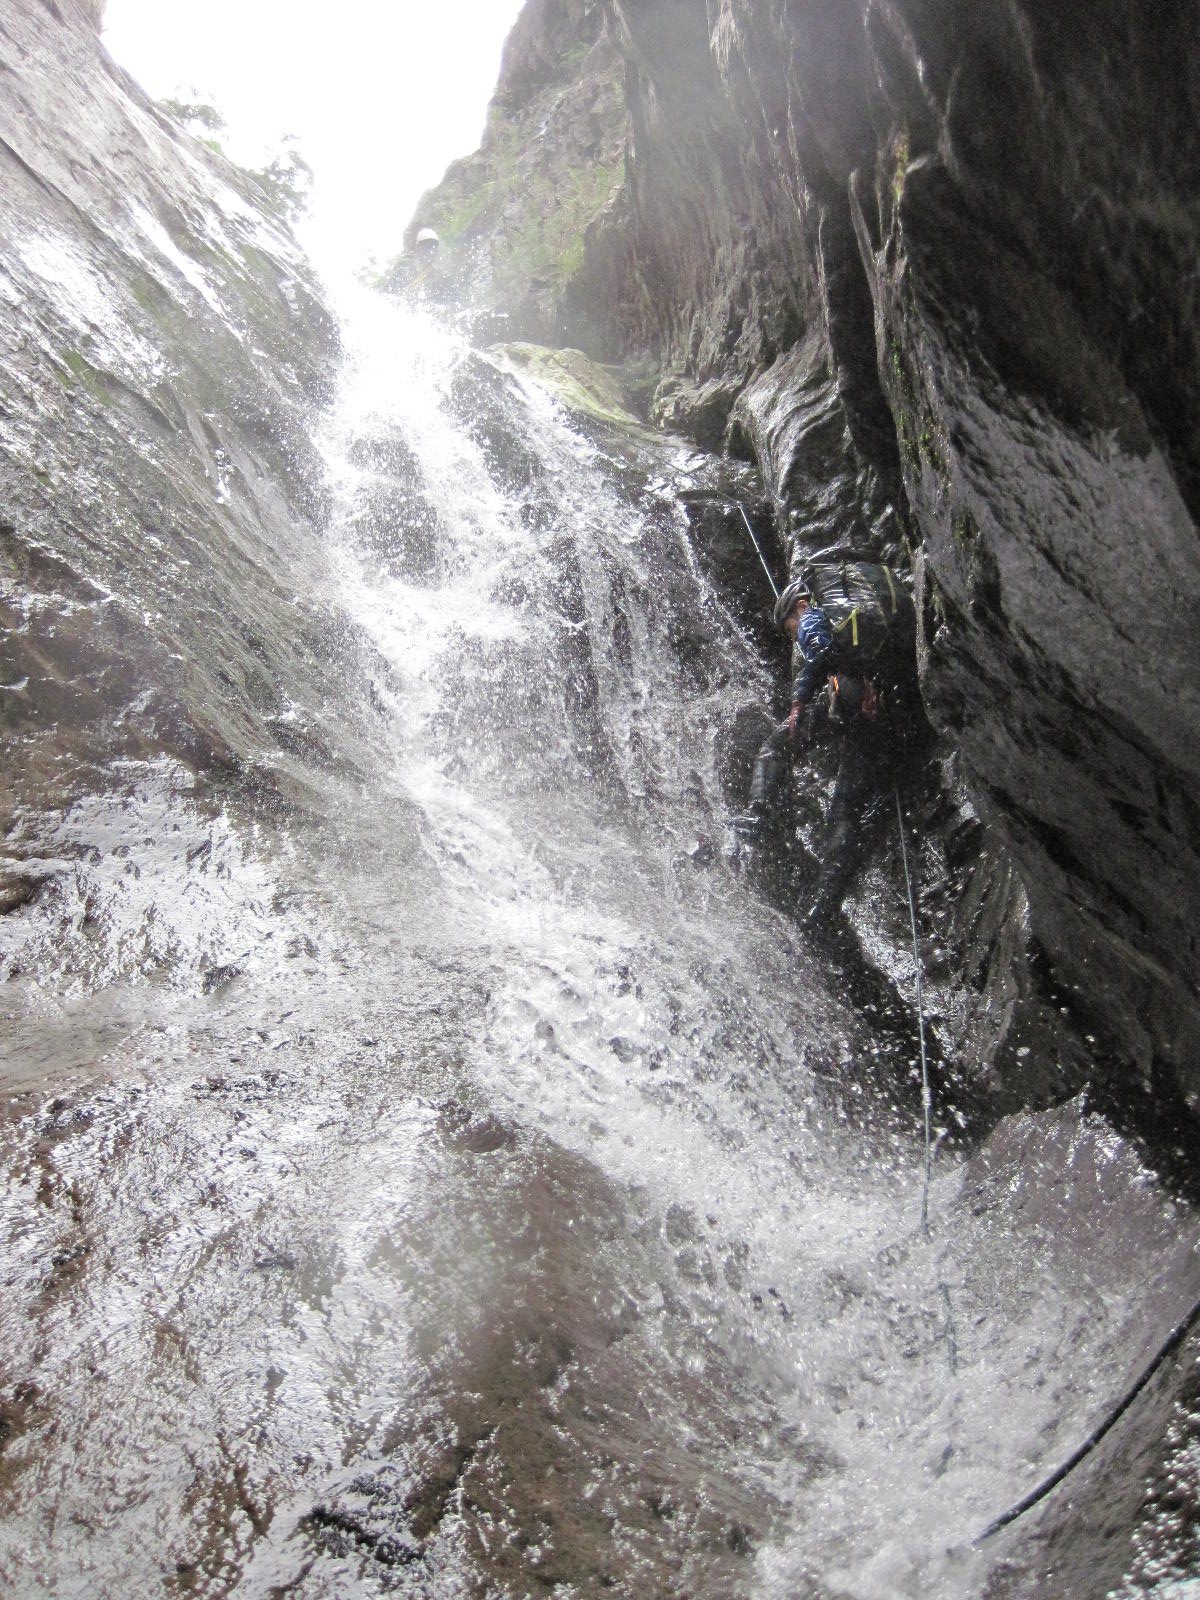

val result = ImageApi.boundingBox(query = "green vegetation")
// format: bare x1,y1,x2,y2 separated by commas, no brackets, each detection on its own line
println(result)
561,41,592,73
129,276,158,314
391,115,624,315
500,343,644,429
246,145,313,225
431,178,495,244
952,509,980,550
502,155,621,288
53,349,112,405
887,334,952,493
159,96,226,155
427,119,523,245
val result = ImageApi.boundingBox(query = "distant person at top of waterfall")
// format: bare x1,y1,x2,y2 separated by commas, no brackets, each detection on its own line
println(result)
383,226,442,298
737,561,916,931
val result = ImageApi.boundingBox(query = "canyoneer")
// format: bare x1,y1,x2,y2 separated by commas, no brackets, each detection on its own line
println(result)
384,225,442,298
738,561,916,929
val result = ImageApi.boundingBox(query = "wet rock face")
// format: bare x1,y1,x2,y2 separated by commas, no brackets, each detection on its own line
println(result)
400,0,632,356
600,0,817,442
0,0,345,831
452,0,1200,1123
849,0,1200,1105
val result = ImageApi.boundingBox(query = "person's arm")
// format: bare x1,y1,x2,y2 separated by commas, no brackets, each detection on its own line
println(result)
788,608,835,732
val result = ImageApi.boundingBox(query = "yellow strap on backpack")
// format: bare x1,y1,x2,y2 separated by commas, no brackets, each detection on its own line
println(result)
833,607,860,648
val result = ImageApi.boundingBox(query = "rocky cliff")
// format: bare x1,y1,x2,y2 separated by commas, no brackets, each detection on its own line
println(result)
399,0,632,359
0,0,351,832
0,0,396,1023
415,0,1200,1143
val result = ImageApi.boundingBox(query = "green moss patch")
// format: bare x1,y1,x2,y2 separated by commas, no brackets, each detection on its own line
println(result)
498,343,646,430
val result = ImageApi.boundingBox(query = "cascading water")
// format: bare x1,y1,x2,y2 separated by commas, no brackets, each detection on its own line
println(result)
2,282,1197,1600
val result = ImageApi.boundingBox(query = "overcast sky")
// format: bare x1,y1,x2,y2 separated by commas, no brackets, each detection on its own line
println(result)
102,0,526,269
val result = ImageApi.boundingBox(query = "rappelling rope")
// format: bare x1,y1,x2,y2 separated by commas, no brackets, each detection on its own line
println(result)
892,772,959,1379
732,498,952,1358
978,1291,1200,1540
723,502,1198,1531
729,504,939,1286
736,504,780,601
893,776,933,1236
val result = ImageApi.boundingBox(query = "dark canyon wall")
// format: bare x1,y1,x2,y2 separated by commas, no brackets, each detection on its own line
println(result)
414,0,1200,1135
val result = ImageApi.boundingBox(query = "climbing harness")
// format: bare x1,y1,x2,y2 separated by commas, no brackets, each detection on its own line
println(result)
739,522,957,1379
892,776,933,1236
978,1289,1200,1541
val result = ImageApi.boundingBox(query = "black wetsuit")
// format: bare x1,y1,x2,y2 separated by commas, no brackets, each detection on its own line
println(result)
804,681,893,922
746,607,893,921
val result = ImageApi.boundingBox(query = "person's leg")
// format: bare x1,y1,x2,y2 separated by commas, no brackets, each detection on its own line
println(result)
804,733,885,925
740,720,792,828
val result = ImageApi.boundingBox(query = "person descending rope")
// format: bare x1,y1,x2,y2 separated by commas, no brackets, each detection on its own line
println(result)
738,561,916,929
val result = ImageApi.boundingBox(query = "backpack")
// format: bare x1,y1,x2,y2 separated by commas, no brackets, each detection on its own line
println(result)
803,562,915,678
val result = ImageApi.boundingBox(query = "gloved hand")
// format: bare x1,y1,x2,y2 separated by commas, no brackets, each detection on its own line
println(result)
787,700,807,742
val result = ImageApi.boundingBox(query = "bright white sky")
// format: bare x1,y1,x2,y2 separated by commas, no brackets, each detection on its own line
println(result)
102,0,526,270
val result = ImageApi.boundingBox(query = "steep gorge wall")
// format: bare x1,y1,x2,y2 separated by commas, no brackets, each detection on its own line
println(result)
653,0,1200,1128
402,0,632,356
0,0,354,856
419,0,1200,1137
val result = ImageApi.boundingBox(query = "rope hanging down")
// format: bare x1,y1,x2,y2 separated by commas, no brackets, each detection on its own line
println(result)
734,506,952,1353
729,502,936,1237
736,505,780,601
722,510,1200,1533
892,778,959,1377
978,1291,1200,1541
893,778,933,1236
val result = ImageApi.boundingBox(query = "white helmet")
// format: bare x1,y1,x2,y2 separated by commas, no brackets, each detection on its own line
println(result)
415,227,440,250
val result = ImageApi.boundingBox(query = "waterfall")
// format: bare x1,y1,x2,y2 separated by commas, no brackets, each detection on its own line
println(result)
1,284,1193,1600
317,289,861,1181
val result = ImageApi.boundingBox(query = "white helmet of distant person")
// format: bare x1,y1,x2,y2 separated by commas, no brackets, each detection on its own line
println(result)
415,227,440,252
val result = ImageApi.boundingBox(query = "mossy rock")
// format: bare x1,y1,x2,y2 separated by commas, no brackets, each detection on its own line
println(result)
496,343,649,432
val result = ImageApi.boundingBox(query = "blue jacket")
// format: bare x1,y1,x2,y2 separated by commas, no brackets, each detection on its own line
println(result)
790,605,835,707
